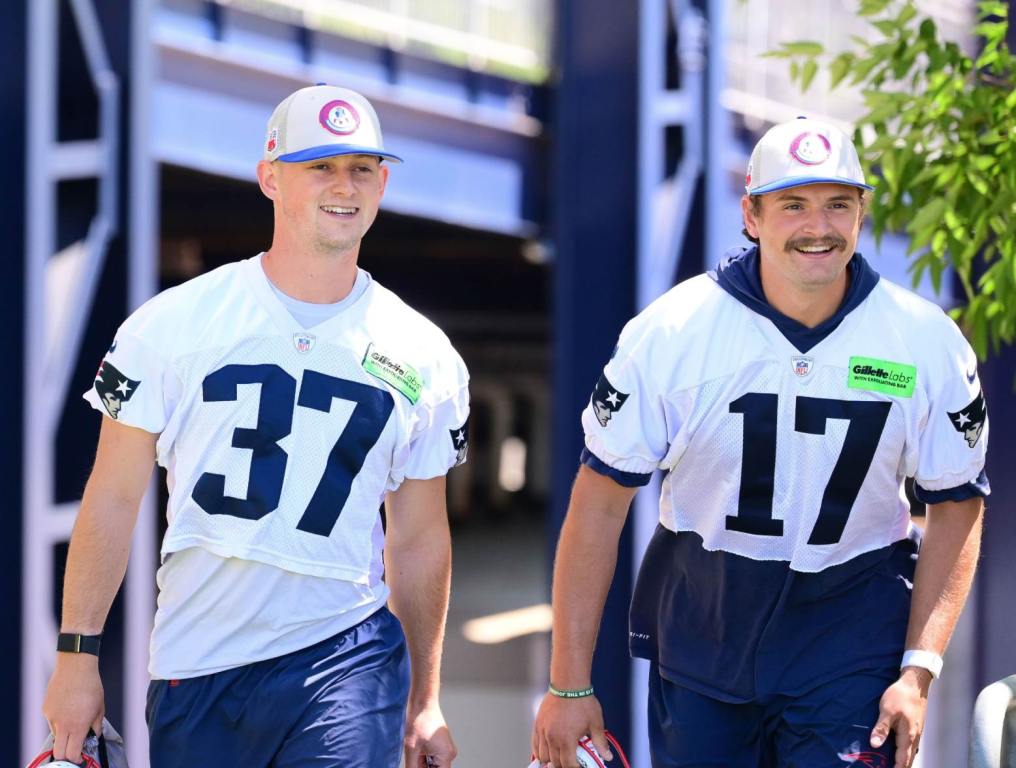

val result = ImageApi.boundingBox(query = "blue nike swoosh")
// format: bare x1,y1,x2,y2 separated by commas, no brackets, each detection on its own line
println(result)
966,369,976,383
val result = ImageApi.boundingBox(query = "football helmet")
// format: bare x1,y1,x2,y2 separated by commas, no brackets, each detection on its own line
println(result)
27,754,101,768
528,730,631,768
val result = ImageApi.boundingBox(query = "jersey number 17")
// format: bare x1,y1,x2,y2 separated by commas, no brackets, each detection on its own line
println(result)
728,393,891,545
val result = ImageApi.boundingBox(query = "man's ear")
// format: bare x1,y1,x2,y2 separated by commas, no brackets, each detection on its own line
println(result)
256,160,279,201
741,194,761,240
377,162,390,199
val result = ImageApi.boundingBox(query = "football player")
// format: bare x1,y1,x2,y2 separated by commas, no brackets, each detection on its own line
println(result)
42,85,469,768
532,117,988,768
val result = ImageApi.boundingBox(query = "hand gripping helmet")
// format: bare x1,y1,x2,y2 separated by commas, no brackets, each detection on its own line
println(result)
528,730,631,768
26,718,129,768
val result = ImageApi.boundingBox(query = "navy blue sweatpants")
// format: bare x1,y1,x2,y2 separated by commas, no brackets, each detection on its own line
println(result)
648,662,898,768
146,607,410,768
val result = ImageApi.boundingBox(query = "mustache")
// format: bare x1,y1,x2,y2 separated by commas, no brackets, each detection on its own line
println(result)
785,235,847,253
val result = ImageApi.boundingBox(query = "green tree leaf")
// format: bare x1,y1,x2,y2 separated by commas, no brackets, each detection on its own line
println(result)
771,0,1016,359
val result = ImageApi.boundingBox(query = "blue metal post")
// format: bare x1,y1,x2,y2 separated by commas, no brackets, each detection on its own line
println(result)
1,0,27,744
972,0,1016,701
551,0,639,751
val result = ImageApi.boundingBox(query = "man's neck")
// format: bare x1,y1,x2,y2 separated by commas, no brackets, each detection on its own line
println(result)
758,259,851,329
261,240,360,304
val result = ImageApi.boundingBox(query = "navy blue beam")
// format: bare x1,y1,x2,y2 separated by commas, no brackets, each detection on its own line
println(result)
970,0,1016,698
976,349,1016,690
0,0,26,744
551,0,639,751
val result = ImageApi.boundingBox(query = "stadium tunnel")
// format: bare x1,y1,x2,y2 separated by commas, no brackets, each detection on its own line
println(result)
9,1,1016,767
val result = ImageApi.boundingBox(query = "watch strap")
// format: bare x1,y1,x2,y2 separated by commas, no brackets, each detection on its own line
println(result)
57,632,102,656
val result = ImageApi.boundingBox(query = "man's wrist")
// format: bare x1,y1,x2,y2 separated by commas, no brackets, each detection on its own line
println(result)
901,649,943,679
407,688,441,712
549,683,595,699
56,632,103,657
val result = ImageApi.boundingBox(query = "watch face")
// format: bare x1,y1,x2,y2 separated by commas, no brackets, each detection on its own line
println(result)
57,633,102,655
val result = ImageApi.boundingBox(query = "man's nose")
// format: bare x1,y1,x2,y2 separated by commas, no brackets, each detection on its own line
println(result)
800,208,834,236
330,170,356,194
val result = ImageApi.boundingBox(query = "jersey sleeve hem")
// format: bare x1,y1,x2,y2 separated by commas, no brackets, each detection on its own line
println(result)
582,433,661,475
914,465,989,494
914,469,990,504
81,389,164,434
402,465,456,482
580,447,652,487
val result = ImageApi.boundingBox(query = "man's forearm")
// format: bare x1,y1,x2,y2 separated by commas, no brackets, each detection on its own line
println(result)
550,515,624,688
61,490,141,634
387,532,452,706
549,466,634,688
905,498,983,656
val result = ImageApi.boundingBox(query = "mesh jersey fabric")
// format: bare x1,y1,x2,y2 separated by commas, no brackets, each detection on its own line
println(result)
582,256,987,573
84,256,468,631
581,250,988,700
138,262,395,678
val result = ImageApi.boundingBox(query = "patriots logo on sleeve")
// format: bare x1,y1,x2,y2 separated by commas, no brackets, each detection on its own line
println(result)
948,389,987,448
591,373,629,427
449,421,469,466
94,360,140,420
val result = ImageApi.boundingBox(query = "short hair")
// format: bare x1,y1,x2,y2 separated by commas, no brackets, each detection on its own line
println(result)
741,188,869,245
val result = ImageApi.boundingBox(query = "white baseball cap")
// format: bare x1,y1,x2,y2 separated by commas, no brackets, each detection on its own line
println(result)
263,84,403,164
745,116,871,195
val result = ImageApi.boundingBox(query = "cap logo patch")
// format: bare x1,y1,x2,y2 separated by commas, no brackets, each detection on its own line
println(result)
266,127,278,153
789,132,831,165
319,100,360,136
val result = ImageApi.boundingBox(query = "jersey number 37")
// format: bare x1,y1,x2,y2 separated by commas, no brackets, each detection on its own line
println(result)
191,363,394,538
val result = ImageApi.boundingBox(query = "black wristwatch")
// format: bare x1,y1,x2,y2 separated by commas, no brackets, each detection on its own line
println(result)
57,632,102,656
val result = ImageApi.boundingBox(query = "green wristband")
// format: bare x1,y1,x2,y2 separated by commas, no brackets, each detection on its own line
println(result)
549,684,595,699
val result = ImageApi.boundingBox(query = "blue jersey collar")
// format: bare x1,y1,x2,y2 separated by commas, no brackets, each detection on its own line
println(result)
708,246,880,353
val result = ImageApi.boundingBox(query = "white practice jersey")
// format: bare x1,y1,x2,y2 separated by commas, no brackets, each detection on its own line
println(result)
582,255,987,573
86,255,470,584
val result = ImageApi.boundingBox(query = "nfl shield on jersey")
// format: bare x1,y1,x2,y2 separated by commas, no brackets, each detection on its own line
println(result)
84,256,469,584
581,248,988,700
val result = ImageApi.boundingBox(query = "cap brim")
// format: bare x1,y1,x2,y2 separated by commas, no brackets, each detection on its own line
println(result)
276,144,403,164
749,176,873,195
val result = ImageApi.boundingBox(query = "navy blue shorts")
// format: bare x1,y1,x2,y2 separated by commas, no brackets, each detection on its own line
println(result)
647,662,897,768
146,607,410,768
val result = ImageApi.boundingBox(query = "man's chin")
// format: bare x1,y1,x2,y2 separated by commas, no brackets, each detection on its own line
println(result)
315,236,362,256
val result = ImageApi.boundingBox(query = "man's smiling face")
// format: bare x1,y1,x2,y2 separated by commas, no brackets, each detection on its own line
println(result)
261,153,389,257
742,182,864,296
